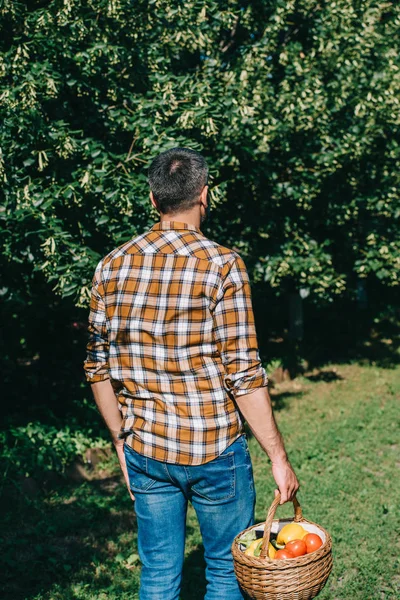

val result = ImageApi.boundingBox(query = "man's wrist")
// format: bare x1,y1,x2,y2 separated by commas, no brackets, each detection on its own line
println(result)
112,435,124,448
271,452,289,467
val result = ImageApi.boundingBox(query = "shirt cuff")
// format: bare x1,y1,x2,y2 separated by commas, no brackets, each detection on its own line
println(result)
84,362,110,383
229,366,269,398
86,372,110,383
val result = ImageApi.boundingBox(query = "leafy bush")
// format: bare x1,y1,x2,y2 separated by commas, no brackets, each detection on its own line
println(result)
1,0,399,309
1,421,109,479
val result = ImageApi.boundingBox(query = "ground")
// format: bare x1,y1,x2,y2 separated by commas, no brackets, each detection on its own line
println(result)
1,361,399,600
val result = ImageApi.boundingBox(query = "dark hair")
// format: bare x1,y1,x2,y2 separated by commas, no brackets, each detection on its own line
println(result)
148,147,208,214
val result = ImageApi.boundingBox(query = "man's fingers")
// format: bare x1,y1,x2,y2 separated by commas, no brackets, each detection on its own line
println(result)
287,481,299,501
272,462,300,504
275,487,287,504
279,479,300,504
280,488,297,504
279,490,289,504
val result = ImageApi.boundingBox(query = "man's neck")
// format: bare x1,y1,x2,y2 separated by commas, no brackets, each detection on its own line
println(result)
159,211,202,230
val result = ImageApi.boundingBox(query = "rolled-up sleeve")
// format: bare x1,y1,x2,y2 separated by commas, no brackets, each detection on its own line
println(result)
83,261,110,383
212,253,268,398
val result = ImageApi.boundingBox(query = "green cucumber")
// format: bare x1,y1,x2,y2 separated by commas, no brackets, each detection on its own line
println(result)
253,540,264,557
270,538,285,550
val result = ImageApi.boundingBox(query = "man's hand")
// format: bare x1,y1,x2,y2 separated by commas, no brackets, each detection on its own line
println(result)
272,459,299,504
114,441,135,502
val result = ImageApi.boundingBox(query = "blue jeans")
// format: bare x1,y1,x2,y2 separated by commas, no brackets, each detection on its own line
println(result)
124,434,255,600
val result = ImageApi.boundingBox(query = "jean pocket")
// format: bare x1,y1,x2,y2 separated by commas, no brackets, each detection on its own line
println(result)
191,451,235,502
124,444,156,492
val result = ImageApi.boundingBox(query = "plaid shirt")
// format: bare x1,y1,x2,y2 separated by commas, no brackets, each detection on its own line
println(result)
84,220,268,465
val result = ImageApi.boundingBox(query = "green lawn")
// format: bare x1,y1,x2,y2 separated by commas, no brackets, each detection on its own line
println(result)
1,362,399,600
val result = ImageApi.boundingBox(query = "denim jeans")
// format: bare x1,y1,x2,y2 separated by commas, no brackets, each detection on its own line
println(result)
124,434,255,600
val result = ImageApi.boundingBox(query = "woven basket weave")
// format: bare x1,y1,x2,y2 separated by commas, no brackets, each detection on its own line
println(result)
231,493,333,600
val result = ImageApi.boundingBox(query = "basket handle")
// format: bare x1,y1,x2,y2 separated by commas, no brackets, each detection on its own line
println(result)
259,492,303,559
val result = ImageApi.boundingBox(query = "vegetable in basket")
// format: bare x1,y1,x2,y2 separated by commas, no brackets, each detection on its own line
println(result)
276,523,306,545
239,530,257,549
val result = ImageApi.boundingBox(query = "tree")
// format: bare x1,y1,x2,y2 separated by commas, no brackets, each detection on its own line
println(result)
1,0,399,308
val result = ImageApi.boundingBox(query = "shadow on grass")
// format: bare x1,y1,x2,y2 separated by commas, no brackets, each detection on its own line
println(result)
181,546,207,600
0,476,137,600
270,388,309,412
305,370,344,382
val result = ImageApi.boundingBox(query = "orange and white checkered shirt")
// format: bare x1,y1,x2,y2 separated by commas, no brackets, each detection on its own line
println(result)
84,220,268,465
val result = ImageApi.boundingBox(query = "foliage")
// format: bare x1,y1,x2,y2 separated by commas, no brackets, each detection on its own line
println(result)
1,362,399,599
1,420,109,478
1,0,399,310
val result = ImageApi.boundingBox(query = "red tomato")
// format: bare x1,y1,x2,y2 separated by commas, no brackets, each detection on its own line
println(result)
285,539,307,557
303,533,323,553
274,549,294,560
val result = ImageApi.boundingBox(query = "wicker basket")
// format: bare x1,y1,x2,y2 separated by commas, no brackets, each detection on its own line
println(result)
231,492,333,600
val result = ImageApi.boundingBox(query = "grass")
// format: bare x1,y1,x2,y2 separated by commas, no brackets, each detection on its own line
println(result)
1,361,399,600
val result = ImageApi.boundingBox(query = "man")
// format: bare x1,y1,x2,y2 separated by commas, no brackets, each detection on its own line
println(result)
84,147,299,600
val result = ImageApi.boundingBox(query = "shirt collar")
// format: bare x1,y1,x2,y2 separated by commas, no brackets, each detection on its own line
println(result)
150,220,203,234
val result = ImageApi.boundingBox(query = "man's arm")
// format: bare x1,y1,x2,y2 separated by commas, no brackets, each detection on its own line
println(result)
235,387,299,503
213,254,299,503
83,263,134,500
90,379,134,501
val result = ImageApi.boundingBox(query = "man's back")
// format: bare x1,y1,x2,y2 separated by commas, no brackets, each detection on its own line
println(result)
84,219,268,465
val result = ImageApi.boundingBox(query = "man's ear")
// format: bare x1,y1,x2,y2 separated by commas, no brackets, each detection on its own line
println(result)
150,191,159,210
200,185,208,208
